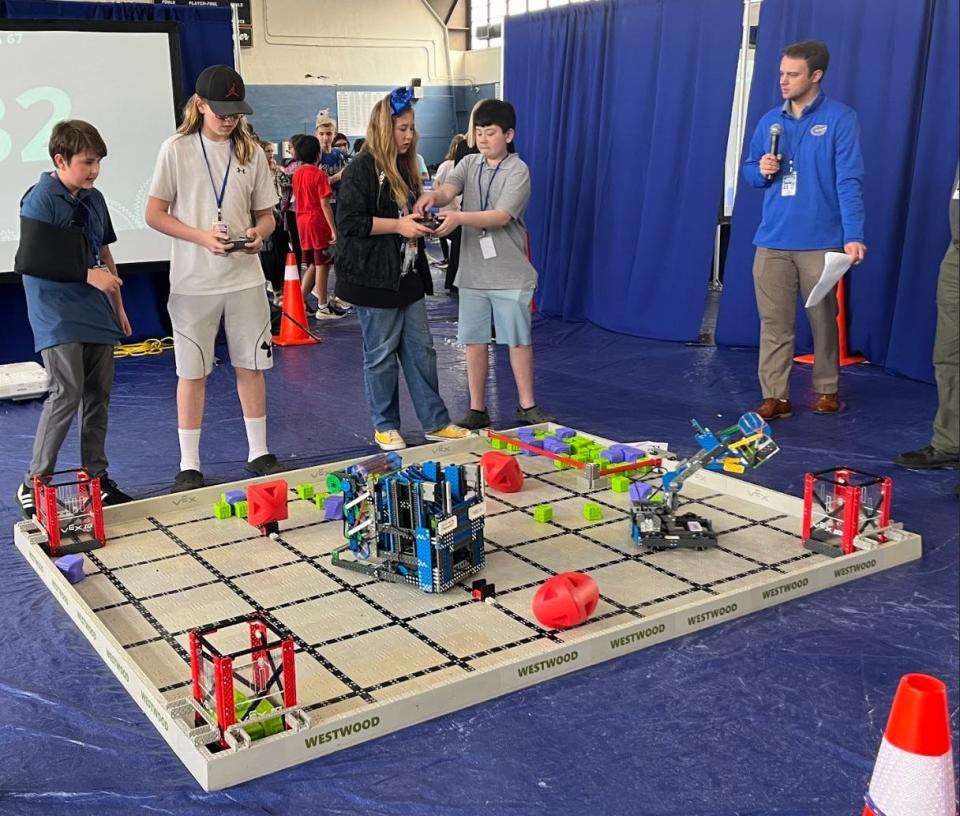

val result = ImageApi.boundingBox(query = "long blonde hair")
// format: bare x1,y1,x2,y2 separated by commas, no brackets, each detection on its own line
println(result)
364,95,421,210
177,93,258,165
445,134,466,162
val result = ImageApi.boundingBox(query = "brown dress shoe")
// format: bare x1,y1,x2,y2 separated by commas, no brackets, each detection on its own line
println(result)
814,393,841,414
757,398,793,420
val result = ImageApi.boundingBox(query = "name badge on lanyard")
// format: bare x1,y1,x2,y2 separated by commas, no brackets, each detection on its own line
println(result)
199,133,233,232
478,157,506,260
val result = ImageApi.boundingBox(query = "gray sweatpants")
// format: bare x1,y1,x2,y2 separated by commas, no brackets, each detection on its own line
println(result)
752,247,841,400
932,244,959,454
26,343,115,483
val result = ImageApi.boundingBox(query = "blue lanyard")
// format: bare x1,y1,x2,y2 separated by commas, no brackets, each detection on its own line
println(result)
477,156,507,212
77,198,103,265
198,133,232,220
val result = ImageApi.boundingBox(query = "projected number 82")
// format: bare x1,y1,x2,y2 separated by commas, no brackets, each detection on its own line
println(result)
0,87,72,162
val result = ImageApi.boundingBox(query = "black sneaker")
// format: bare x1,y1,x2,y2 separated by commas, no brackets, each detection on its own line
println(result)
458,408,491,430
246,454,284,477
99,475,133,506
894,445,960,470
15,480,36,519
514,404,556,425
172,469,205,493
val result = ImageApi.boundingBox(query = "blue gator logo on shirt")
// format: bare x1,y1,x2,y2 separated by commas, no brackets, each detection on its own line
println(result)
810,124,828,136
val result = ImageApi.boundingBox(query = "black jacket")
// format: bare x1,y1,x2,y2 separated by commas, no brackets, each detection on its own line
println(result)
335,152,432,294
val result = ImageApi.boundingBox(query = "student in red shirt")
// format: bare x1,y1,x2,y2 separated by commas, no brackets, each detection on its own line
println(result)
292,136,341,318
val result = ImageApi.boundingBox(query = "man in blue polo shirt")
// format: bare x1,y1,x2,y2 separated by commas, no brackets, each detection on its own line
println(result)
742,39,866,419
14,119,133,517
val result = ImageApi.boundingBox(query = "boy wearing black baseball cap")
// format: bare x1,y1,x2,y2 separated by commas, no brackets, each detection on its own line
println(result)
145,65,282,492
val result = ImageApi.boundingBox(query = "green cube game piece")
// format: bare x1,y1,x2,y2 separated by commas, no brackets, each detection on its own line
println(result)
533,505,553,523
213,498,232,520
582,502,602,521
314,491,329,510
507,443,521,453
610,476,630,493
296,483,315,500
234,500,248,518
491,437,508,450
553,459,569,470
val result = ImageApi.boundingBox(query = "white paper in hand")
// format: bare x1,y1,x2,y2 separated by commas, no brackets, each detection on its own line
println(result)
805,251,852,308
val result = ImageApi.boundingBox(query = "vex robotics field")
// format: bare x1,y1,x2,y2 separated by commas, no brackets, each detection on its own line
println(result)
12,425,921,790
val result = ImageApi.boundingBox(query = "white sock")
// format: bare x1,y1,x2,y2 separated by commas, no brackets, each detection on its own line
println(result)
244,416,269,462
178,428,201,473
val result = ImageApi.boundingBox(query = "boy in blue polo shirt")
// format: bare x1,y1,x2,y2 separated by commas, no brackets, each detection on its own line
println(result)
14,119,133,517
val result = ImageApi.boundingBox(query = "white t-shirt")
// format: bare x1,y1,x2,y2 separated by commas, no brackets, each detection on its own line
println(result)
149,132,277,295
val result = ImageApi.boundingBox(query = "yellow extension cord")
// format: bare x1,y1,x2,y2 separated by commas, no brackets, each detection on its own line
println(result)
113,337,175,358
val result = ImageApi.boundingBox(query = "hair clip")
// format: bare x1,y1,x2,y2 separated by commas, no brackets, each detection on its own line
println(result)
389,87,415,116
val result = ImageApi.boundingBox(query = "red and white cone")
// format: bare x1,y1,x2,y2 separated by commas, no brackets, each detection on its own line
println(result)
863,673,956,816
273,253,318,346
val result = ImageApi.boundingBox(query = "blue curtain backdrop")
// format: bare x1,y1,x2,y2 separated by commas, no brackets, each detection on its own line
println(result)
0,1,234,363
715,0,960,383
504,0,743,342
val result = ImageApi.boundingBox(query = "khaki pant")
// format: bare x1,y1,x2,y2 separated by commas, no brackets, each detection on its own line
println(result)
932,244,959,454
753,247,840,400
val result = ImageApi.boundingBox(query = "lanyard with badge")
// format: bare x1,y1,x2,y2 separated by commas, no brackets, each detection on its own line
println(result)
199,133,233,235
781,117,810,198
477,156,507,259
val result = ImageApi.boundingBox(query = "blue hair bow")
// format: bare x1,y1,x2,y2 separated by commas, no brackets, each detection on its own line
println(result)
389,87,415,116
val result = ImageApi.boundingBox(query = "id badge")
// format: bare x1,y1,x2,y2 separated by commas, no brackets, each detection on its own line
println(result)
781,172,797,197
212,220,229,237
479,233,497,260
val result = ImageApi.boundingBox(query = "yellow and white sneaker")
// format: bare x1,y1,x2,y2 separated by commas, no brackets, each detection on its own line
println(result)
424,424,475,442
374,429,407,451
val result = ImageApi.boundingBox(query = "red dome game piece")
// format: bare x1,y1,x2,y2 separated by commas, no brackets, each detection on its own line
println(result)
479,451,525,493
532,572,599,629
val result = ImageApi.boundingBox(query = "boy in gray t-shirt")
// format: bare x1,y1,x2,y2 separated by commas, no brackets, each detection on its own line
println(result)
416,99,555,429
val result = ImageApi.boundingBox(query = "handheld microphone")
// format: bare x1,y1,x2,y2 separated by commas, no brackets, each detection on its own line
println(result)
766,123,782,180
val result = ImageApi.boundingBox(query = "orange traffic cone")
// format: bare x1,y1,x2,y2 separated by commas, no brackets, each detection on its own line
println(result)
272,253,318,347
863,673,956,816
795,277,865,366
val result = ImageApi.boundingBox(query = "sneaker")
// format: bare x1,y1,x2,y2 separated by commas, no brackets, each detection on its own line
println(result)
315,304,346,320
172,469,205,493
375,429,407,451
330,297,353,311
514,404,556,425
894,445,960,470
16,480,36,519
458,408,491,430
98,475,133,506
246,453,285,477
424,424,474,442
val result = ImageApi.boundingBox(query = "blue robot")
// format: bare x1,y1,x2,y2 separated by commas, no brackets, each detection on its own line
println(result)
327,453,486,592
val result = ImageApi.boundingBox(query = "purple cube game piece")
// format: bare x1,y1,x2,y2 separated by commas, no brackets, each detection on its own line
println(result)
620,446,643,463
543,438,571,455
554,427,575,439
55,554,85,584
517,427,536,440
629,482,655,503
323,494,344,521
224,489,246,506
520,438,544,456
601,446,624,463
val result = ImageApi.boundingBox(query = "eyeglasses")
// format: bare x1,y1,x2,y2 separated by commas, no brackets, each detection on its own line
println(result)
200,101,243,122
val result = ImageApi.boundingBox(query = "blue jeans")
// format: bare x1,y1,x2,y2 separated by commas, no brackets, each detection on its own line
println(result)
354,299,451,433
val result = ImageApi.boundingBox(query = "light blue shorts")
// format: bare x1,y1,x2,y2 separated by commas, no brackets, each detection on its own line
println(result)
457,287,533,346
